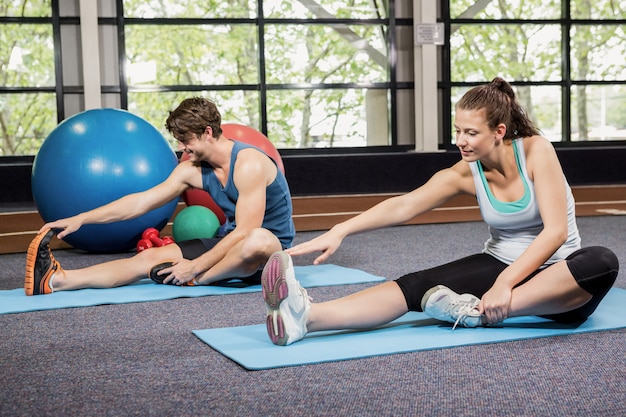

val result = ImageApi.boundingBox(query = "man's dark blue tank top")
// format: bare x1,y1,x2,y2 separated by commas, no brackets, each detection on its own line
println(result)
200,140,294,248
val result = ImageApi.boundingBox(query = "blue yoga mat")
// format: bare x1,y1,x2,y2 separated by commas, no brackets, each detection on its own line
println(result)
193,287,626,370
0,264,385,315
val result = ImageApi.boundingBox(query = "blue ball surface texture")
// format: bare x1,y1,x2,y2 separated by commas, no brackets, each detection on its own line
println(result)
32,108,178,253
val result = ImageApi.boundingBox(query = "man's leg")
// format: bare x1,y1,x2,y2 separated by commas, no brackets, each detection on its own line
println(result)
25,229,184,294
194,228,282,285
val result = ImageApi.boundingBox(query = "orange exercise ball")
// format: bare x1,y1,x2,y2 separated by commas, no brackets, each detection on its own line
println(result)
221,123,285,174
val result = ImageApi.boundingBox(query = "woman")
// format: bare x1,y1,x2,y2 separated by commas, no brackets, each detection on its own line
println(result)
260,77,619,346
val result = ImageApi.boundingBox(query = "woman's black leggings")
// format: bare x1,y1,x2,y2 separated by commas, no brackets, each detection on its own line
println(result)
395,246,619,323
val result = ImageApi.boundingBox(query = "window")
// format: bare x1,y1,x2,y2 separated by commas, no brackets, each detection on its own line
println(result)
2,0,625,157
444,0,626,147
0,0,57,156
121,0,409,151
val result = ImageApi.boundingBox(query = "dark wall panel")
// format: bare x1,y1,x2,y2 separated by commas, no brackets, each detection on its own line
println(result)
283,146,626,196
2,147,625,205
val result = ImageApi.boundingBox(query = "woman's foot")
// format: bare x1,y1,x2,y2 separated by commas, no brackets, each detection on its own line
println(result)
261,251,311,345
421,285,483,329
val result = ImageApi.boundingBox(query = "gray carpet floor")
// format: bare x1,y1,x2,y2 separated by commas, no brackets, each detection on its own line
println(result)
1,217,624,416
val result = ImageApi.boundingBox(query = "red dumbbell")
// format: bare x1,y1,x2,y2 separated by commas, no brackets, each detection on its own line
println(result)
136,238,153,252
136,228,175,252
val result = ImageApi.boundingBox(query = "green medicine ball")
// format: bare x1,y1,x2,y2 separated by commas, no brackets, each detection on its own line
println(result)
173,205,221,242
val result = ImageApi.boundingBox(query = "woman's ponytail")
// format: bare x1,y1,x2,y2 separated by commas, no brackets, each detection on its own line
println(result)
457,77,540,138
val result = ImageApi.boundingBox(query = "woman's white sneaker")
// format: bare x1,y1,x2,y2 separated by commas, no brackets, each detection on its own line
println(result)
421,285,483,330
261,251,311,346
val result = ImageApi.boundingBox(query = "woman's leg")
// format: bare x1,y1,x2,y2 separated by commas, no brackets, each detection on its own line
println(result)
262,252,505,345
305,254,504,333
509,246,619,322
307,281,409,332
420,247,618,325
508,262,591,317
396,253,506,311
399,254,507,328
262,251,409,345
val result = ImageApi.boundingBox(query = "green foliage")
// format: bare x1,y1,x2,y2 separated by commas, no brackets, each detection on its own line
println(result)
125,0,389,149
451,0,561,19
0,1,56,155
450,23,561,82
2,0,625,156
0,0,51,17
450,0,626,142
123,0,254,18
571,0,626,18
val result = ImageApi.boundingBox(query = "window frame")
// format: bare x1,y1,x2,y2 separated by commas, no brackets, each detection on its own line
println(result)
440,1,626,150
2,0,626,158
114,0,413,154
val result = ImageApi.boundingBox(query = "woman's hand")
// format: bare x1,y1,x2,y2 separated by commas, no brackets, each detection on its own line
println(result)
478,283,513,325
286,228,345,265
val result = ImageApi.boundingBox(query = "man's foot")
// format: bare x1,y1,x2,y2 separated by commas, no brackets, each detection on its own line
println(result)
25,229,63,296
262,251,310,346
420,285,483,330
149,261,195,286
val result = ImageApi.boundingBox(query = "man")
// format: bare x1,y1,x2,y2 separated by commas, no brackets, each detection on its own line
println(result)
25,97,294,295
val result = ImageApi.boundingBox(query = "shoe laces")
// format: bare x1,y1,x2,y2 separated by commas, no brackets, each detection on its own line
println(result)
445,297,480,330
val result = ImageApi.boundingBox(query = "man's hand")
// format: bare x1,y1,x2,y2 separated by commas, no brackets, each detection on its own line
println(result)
161,258,198,285
40,216,84,239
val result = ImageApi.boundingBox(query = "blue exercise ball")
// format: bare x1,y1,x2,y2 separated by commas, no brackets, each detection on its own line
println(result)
32,108,179,253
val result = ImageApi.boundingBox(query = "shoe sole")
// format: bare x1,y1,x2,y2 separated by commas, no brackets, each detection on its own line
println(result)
24,229,53,296
149,261,175,284
261,252,290,346
148,261,195,286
